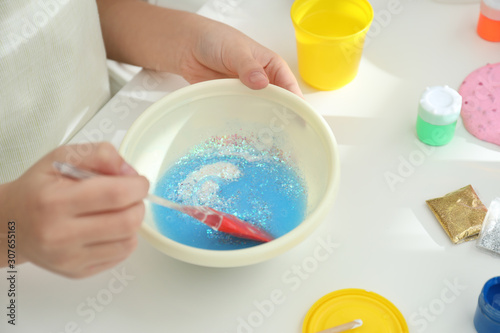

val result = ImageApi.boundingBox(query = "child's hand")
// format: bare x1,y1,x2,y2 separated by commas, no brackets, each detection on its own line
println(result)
0,143,149,278
96,1,303,97
180,18,304,98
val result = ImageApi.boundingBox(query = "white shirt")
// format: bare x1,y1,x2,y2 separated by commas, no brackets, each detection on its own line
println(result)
0,0,110,183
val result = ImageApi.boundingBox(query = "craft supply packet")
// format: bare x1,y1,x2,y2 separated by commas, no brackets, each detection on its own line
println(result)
426,185,488,244
477,198,500,256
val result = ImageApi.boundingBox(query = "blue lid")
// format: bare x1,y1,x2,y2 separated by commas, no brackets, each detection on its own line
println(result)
474,277,500,333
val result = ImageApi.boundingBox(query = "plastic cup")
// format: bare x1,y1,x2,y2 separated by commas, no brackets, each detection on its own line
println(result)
291,0,374,90
477,0,500,42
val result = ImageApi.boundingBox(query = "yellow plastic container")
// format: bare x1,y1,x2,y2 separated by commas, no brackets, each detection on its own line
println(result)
291,0,374,90
303,289,409,333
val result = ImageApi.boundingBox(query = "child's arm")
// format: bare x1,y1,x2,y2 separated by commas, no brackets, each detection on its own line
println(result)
0,143,149,278
96,0,302,97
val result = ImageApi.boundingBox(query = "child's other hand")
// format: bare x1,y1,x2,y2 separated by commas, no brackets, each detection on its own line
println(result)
97,1,302,97
180,18,303,98
1,143,149,278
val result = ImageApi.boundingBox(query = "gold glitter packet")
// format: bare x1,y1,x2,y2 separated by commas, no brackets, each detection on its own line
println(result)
426,185,488,244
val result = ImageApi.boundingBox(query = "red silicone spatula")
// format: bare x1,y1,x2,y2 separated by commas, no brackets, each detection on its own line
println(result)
53,162,274,243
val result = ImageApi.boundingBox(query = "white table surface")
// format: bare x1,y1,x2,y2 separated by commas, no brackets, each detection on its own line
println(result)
3,0,500,332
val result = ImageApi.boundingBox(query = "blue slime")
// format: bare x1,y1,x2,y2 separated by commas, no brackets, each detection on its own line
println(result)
152,137,307,250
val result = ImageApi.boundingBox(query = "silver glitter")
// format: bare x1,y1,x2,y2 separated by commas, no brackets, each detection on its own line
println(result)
477,198,500,255
154,134,308,249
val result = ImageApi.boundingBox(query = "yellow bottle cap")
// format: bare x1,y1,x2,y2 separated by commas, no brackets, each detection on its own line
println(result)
302,289,409,333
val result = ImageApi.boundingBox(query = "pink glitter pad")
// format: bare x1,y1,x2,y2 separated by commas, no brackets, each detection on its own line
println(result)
459,63,500,146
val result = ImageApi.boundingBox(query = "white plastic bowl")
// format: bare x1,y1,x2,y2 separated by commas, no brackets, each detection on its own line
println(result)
119,79,340,267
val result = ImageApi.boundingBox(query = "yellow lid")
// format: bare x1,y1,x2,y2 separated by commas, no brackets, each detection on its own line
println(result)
302,289,409,333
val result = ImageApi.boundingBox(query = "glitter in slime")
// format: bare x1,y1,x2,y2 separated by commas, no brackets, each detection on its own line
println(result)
152,136,307,250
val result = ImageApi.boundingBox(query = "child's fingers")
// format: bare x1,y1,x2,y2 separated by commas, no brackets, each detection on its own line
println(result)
230,46,303,98
233,53,270,90
66,175,149,215
63,238,137,279
264,56,303,98
76,202,145,244
183,64,237,84
52,142,138,176
84,236,138,267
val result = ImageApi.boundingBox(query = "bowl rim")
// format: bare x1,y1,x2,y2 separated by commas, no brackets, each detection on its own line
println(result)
119,78,340,267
